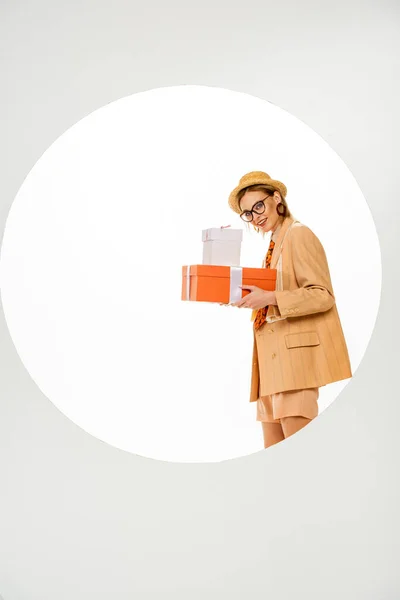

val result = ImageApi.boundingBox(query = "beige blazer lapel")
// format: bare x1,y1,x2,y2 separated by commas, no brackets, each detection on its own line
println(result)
250,216,298,323
270,216,296,269
265,215,299,323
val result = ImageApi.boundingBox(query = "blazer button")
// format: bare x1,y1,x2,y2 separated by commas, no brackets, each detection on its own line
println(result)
272,353,276,359
267,329,274,334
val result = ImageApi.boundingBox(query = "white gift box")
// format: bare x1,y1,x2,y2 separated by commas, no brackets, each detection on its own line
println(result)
201,227,243,266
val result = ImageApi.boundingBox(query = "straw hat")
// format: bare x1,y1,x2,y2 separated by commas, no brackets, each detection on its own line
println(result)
228,171,287,214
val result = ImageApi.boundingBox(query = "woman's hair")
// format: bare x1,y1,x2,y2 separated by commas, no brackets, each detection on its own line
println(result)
237,184,291,238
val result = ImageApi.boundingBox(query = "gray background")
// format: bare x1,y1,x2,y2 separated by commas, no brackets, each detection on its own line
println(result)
1,0,399,598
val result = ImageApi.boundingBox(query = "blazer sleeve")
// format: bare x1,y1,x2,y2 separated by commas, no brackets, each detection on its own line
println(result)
274,225,336,318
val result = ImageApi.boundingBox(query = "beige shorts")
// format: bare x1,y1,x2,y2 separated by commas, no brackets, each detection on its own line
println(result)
256,388,319,423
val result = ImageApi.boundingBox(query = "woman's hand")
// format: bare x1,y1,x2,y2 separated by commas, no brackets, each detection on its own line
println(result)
231,285,277,309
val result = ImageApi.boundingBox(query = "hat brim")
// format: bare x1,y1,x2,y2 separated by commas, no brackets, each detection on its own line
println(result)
228,178,287,214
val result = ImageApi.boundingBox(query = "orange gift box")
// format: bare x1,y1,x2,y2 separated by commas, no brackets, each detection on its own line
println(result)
182,265,277,303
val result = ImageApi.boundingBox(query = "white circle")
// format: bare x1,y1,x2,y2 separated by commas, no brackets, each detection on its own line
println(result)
0,85,381,463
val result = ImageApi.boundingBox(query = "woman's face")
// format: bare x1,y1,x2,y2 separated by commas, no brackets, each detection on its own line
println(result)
239,190,283,233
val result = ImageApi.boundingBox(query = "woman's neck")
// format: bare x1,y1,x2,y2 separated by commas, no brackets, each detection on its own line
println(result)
271,217,284,241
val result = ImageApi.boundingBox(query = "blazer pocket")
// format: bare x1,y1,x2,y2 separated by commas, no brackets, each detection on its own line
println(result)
285,331,320,349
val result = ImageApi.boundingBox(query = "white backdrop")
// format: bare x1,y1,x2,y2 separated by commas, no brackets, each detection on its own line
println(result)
0,85,381,462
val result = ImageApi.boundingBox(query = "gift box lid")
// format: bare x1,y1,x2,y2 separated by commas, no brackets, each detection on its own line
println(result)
201,227,243,242
182,265,276,281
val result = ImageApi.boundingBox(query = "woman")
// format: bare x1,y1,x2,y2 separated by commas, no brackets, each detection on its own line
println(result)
227,171,352,448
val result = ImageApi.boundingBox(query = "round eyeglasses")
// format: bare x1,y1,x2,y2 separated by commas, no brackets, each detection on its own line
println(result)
239,195,271,222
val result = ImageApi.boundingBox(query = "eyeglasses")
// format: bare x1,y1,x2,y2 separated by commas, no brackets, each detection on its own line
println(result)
239,195,271,222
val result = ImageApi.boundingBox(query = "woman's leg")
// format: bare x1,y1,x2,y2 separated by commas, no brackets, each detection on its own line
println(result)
257,395,285,448
261,421,285,448
274,388,319,439
280,415,312,438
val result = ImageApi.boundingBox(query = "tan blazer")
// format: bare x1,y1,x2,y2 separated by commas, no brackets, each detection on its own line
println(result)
249,215,352,402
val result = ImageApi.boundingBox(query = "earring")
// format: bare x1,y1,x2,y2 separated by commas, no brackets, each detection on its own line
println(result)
276,202,286,216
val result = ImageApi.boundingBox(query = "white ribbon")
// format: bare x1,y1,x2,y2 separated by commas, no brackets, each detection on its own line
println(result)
186,265,191,300
229,266,243,304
